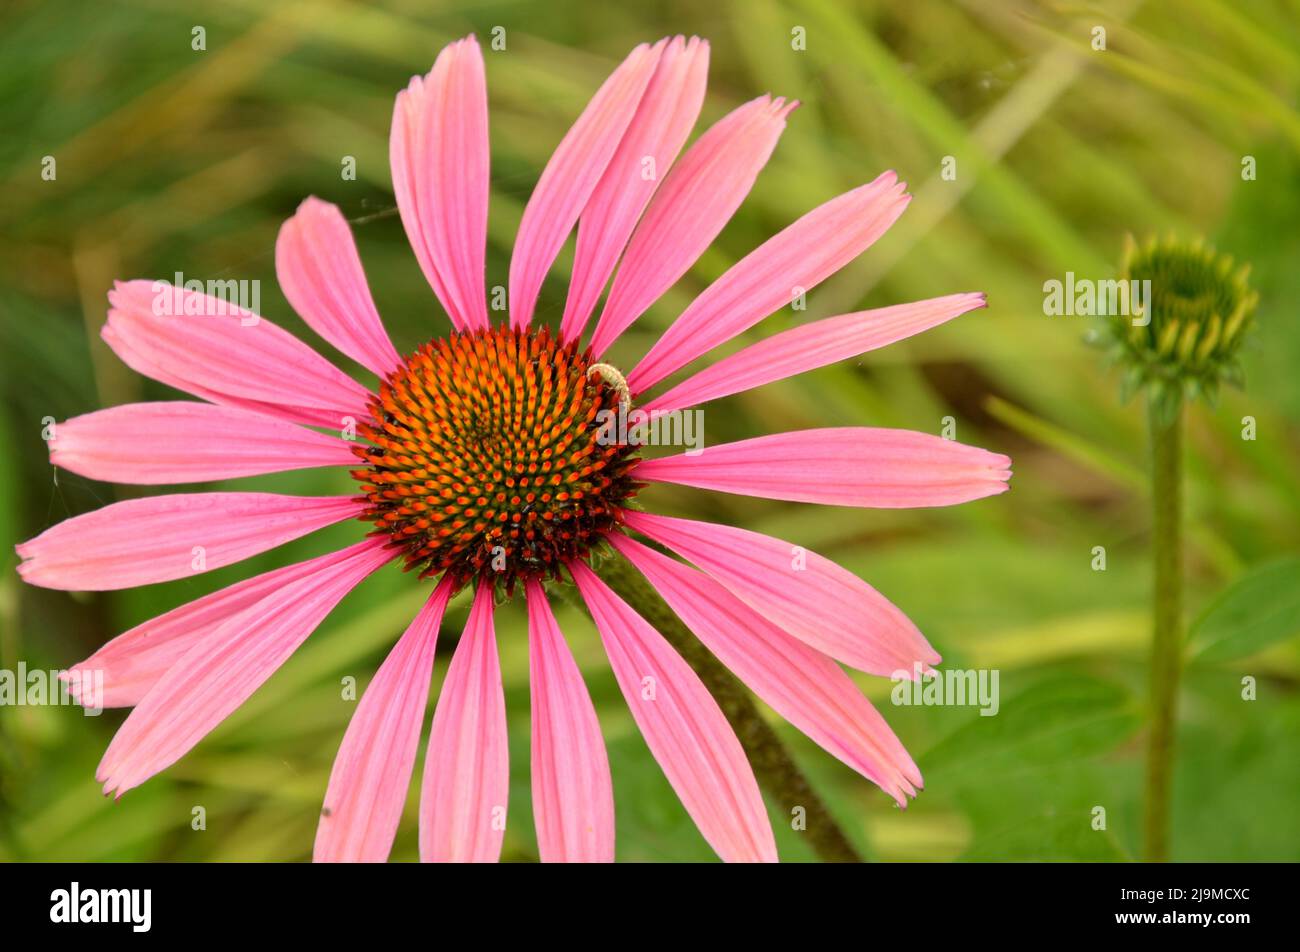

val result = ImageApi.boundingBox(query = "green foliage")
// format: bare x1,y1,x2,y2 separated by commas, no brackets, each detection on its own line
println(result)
1,0,1297,862
1191,557,1300,663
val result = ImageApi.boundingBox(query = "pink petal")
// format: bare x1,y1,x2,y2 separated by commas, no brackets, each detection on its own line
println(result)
622,510,939,678
50,401,358,485
610,535,923,804
636,427,1012,508
96,539,393,796
101,323,304,426
315,577,455,863
63,546,366,709
419,584,508,862
589,95,796,358
525,580,615,863
16,492,361,591
628,172,910,392
508,41,661,330
104,280,371,429
644,292,987,414
276,197,403,377
390,36,490,332
568,560,777,862
559,36,709,345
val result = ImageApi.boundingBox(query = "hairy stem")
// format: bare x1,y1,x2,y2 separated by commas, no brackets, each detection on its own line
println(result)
1144,399,1183,862
577,554,864,863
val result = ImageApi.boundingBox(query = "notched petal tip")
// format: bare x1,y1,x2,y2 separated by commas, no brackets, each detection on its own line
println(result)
869,171,910,205
95,765,122,799
978,451,1013,493
762,95,800,120
439,33,484,68
896,659,944,682
294,194,328,216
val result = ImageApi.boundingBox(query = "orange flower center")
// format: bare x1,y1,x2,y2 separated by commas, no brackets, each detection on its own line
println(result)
352,326,641,591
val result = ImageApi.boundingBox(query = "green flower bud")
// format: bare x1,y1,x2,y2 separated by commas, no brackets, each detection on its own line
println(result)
1105,235,1257,423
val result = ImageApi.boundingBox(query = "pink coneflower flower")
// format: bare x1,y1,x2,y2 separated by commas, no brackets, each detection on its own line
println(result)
17,34,1010,863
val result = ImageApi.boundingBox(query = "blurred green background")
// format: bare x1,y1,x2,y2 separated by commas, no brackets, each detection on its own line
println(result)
2,0,1299,862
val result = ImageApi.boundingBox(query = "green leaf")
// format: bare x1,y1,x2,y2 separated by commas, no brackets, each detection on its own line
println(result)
961,795,1132,862
922,674,1141,779
1190,557,1300,663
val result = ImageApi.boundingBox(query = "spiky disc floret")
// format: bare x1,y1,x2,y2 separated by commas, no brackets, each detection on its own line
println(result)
1107,234,1258,420
352,326,641,592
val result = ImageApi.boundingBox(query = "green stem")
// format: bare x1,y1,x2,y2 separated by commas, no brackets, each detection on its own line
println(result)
576,555,864,863
1144,398,1183,863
